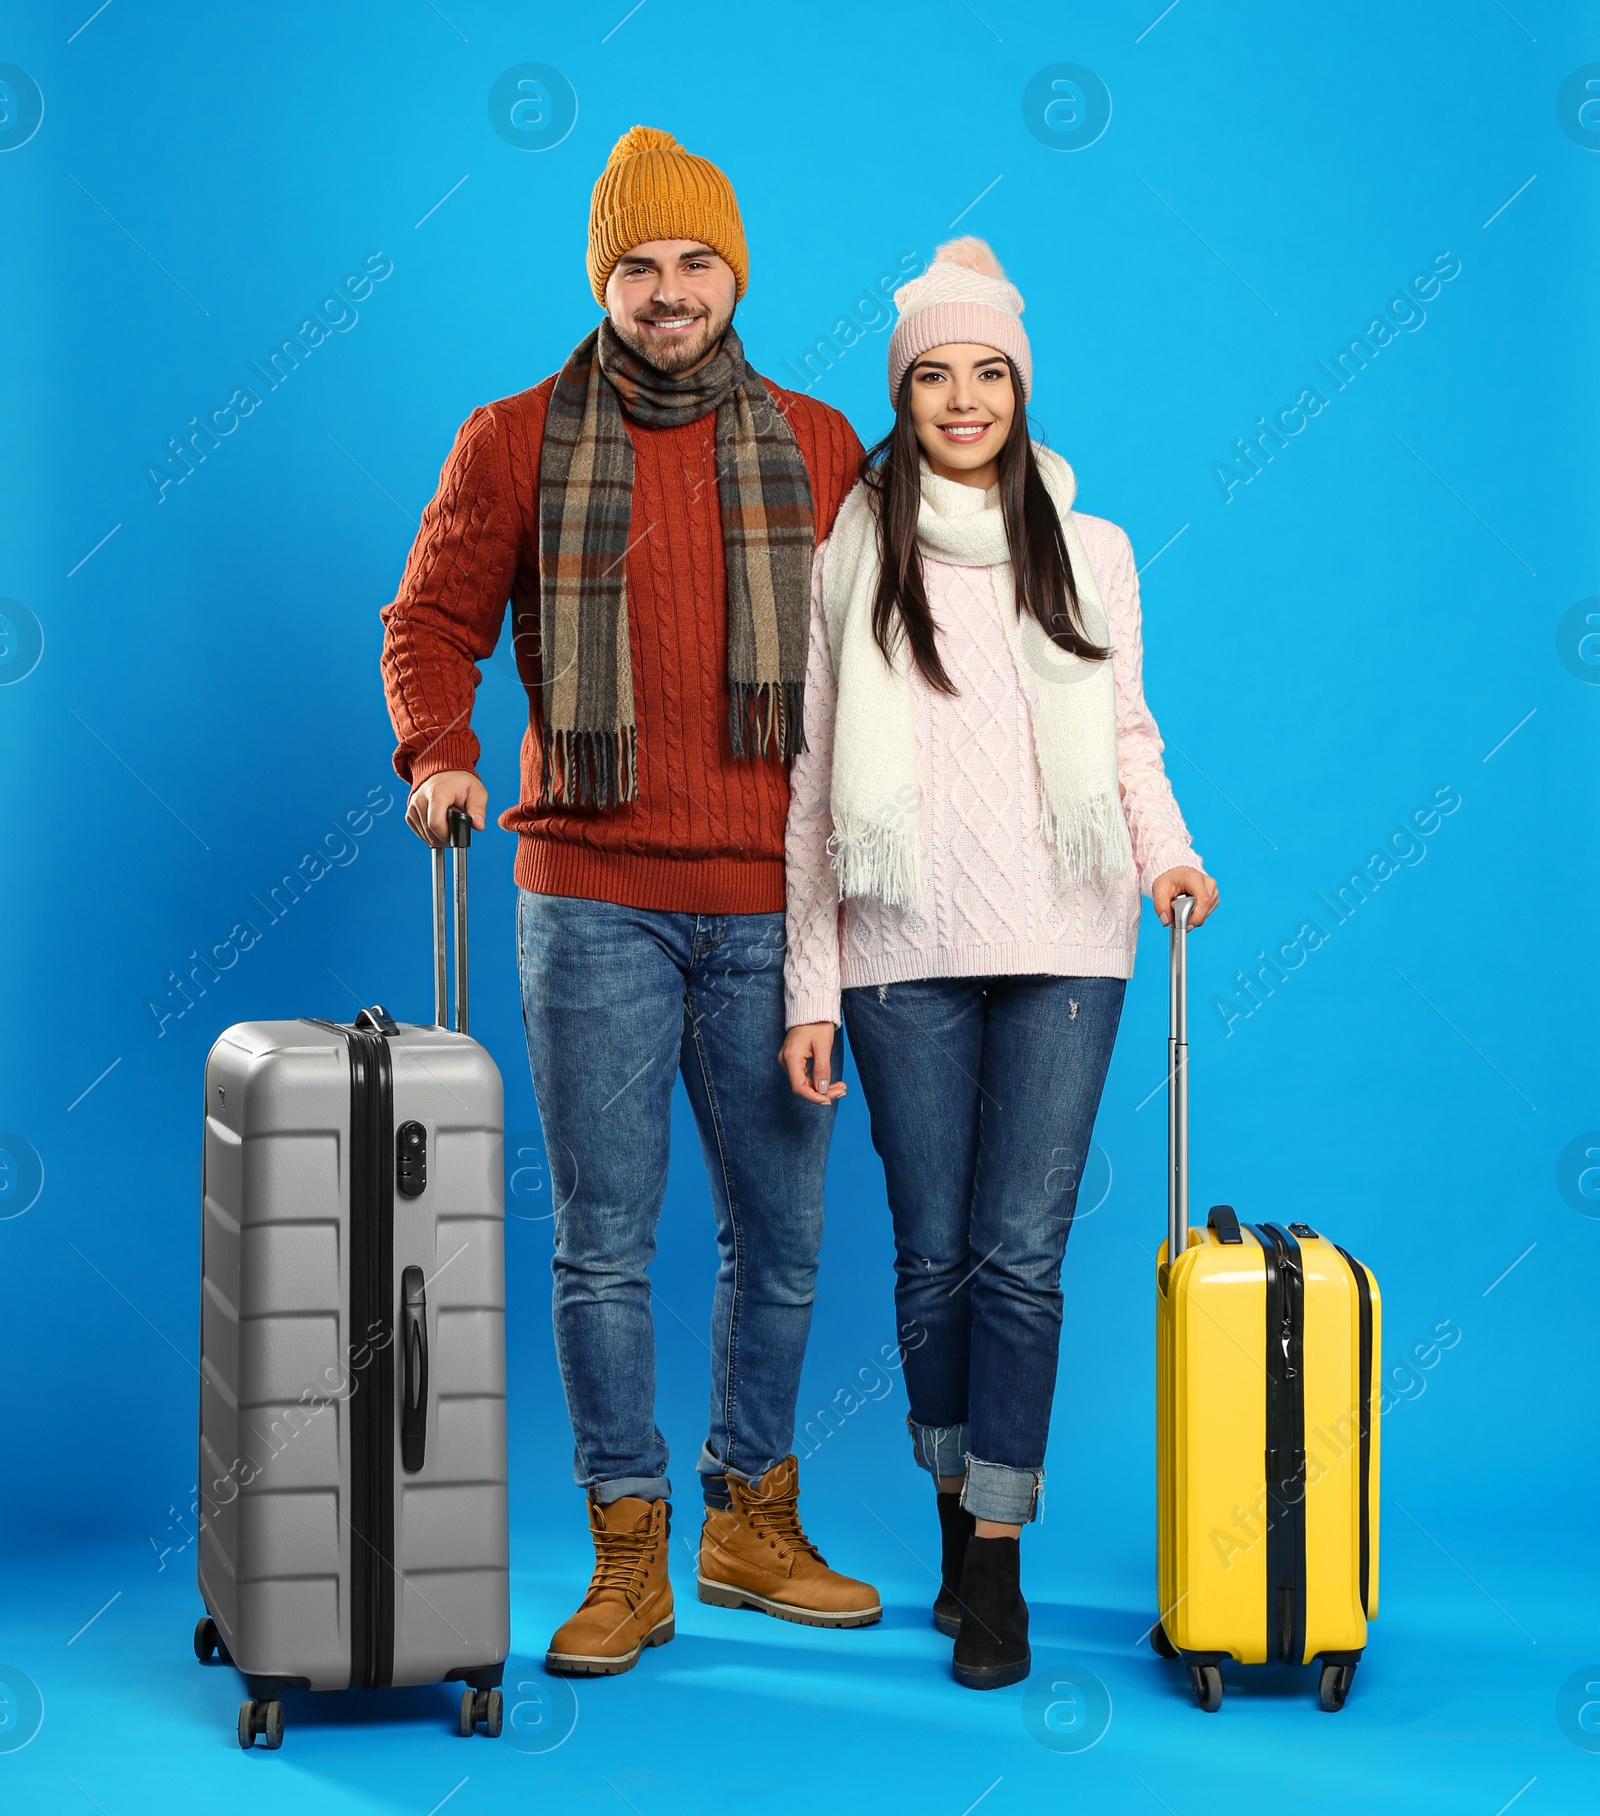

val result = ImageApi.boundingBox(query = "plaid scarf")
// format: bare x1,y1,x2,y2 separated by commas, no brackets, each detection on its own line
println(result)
536,320,816,808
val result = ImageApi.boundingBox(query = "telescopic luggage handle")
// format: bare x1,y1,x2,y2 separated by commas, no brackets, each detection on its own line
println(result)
432,809,471,1035
1167,893,1194,1264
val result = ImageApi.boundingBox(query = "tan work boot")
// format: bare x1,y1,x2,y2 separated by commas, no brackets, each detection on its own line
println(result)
545,1495,674,1676
698,1456,881,1628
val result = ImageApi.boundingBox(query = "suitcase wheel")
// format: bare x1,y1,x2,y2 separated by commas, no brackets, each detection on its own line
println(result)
458,1686,503,1739
1318,1662,1356,1712
193,1615,232,1667
1149,1621,1179,1660
1189,1663,1224,1712
237,1698,285,1750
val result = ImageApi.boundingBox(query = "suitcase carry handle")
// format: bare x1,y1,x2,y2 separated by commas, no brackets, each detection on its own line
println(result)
1166,893,1194,1264
432,809,471,1035
400,1264,429,1472
1206,1203,1243,1244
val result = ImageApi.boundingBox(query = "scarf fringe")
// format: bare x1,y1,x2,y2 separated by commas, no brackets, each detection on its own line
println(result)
540,727,638,810
729,680,807,761
828,815,923,912
1037,788,1132,885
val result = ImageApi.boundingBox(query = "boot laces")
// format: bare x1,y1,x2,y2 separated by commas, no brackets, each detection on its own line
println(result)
740,1483,821,1562
588,1516,656,1604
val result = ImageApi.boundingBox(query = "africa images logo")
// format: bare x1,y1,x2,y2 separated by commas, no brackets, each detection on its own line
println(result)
1022,65,1112,152
1556,599,1600,685
0,65,44,153
0,1133,45,1221
1557,1667,1600,1750
0,1666,44,1752
0,600,44,686
488,65,578,152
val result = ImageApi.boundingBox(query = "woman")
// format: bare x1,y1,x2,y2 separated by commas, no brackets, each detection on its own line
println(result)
780,239,1219,1691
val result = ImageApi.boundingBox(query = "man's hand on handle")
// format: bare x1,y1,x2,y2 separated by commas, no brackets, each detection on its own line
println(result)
780,1023,847,1105
1154,865,1220,929
406,770,488,846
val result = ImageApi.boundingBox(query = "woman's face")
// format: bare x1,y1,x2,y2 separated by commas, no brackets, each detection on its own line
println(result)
906,343,1016,486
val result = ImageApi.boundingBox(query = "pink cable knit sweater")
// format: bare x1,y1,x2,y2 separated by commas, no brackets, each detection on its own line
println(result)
784,510,1202,1026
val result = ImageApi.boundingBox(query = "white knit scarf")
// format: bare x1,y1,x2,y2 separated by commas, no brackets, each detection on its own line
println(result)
820,444,1131,911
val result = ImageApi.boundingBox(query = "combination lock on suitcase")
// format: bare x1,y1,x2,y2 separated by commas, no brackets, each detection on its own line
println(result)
1152,895,1381,1713
194,812,509,1748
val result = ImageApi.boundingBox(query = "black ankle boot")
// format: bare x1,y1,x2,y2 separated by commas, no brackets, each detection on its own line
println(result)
951,1536,1030,1689
932,1492,976,1637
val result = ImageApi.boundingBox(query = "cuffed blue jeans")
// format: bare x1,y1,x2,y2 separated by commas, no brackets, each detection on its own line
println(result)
841,974,1125,1525
517,890,836,1506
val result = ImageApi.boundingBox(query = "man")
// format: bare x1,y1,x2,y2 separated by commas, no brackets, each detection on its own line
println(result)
380,125,877,1676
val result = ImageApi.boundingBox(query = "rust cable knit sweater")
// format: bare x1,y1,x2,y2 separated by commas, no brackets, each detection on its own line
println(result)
381,372,862,914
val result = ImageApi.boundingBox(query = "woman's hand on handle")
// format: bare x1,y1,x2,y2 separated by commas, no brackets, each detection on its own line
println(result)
780,1023,847,1105
1153,865,1220,929
406,770,488,845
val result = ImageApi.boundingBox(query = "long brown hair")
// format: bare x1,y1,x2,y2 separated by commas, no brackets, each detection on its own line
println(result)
858,355,1109,693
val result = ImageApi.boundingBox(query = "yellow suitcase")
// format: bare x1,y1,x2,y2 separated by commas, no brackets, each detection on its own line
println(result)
1152,897,1380,1712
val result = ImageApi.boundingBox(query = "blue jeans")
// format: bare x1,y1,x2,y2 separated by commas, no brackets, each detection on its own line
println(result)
517,890,836,1506
841,974,1126,1525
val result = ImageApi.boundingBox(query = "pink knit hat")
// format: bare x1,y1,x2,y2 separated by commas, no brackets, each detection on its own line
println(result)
887,237,1032,404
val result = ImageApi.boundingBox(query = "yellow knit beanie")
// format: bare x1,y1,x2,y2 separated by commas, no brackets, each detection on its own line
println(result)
587,125,748,303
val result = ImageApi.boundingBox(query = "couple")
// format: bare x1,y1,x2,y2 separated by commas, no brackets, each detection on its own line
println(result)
380,125,1219,1693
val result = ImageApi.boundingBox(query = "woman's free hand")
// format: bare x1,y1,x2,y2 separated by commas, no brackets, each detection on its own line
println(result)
779,1023,847,1105
1153,865,1220,929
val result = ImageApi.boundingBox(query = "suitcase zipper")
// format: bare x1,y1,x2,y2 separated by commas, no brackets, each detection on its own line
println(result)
1256,1224,1307,1666
344,1024,397,1692
1332,1245,1375,1619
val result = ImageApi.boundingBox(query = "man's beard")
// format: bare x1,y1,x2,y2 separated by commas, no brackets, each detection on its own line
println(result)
613,303,734,375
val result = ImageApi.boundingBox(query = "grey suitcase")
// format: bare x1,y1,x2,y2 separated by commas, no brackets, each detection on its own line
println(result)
195,811,509,1749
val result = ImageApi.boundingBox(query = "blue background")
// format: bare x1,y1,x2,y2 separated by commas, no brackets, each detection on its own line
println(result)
2,0,1597,1810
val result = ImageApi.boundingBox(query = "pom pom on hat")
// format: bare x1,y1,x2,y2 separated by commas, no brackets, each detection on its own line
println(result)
887,236,1032,402
612,124,680,157
929,236,1009,280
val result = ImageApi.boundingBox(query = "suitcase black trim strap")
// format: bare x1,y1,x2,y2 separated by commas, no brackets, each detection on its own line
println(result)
346,1022,397,1691
1256,1222,1307,1668
1332,1244,1375,1618
296,1014,400,1692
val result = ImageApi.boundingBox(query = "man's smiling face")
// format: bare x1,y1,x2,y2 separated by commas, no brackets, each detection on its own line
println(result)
604,239,738,376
